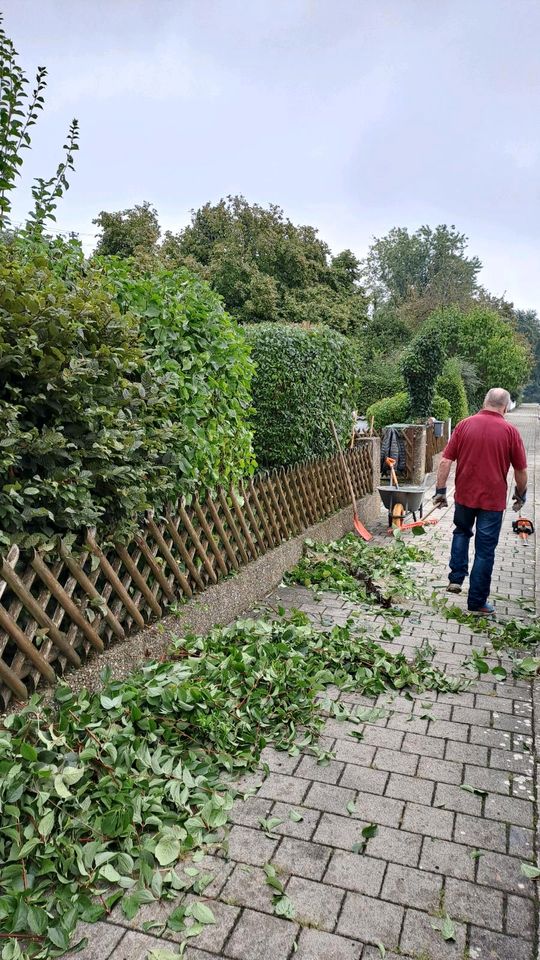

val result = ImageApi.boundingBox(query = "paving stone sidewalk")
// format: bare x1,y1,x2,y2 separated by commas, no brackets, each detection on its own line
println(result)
71,407,540,960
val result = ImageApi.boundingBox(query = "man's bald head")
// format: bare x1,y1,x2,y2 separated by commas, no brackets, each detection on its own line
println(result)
483,388,511,412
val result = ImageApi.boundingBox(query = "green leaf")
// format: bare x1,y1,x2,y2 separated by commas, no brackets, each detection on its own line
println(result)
460,784,488,797
432,914,456,941
521,862,540,879
188,902,215,925
346,800,357,815
54,774,72,799
289,810,303,822
362,823,378,840
38,810,55,838
147,950,181,960
376,943,386,959
155,838,181,866
167,905,187,932
99,863,121,883
20,742,38,762
273,894,295,919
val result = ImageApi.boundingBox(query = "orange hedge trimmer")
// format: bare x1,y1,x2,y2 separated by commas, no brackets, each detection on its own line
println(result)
512,516,534,544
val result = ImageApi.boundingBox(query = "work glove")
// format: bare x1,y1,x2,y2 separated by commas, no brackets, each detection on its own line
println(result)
432,487,448,509
512,487,527,512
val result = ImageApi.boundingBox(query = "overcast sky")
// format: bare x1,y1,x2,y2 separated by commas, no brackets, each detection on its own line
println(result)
5,0,540,310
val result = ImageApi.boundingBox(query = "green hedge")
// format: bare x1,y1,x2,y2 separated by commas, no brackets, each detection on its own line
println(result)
431,394,451,421
402,320,446,419
366,392,410,431
436,358,468,423
0,240,253,548
243,323,360,468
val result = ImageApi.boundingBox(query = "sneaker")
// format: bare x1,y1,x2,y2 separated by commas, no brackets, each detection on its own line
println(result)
469,602,496,616
447,583,462,594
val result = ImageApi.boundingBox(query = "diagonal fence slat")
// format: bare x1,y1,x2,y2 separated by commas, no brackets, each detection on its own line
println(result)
0,445,375,705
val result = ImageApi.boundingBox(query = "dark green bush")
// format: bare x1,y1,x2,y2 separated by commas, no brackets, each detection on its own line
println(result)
431,394,451,421
366,392,410,430
357,352,406,411
402,320,446,418
436,358,468,423
243,323,360,468
0,242,253,548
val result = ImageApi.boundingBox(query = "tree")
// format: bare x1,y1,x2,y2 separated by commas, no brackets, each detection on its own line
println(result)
364,225,482,309
514,308,540,401
93,202,161,258
0,13,79,234
162,195,369,335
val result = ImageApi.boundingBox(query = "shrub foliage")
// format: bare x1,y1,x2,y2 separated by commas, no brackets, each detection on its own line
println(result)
0,242,253,548
366,392,410,431
436,358,468,423
243,323,360,469
402,321,446,419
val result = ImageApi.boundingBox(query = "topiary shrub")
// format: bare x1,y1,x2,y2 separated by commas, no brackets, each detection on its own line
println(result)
431,394,451,421
436,358,468,423
402,320,446,418
366,392,410,430
243,323,360,469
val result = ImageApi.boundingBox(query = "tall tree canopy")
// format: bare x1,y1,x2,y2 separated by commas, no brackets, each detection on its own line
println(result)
93,196,369,336
514,308,540,401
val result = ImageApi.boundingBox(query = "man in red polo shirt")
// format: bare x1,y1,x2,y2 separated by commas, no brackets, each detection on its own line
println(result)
433,388,527,615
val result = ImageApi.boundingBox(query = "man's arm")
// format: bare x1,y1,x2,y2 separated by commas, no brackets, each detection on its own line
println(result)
432,456,453,508
514,468,527,496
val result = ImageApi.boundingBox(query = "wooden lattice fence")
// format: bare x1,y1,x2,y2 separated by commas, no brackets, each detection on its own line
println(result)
0,444,374,706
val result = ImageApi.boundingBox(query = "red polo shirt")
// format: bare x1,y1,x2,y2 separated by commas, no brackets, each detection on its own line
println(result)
443,410,527,511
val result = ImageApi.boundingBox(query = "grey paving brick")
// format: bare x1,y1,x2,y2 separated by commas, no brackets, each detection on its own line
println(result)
381,862,442,910
362,726,404,750
495,710,533,733
286,874,344,931
183,899,240,953
224,908,299,960
401,732,445,758
260,745,301,775
468,927,532,960
272,836,331,880
221,863,273,913
454,813,507,852
339,763,388,795
349,790,404,827
270,801,320,839
484,793,534,827
385,772,434,805
506,894,535,938
427,718,469,741
257,771,309,804
108,932,163,960
324,849,386,896
445,740,488,765
508,825,535,859
337,892,403,949
475,693,513,714
372,746,418,775
490,747,534,774
417,755,463,784
333,739,376,766
470,727,512,749
387,713,428,735
227,824,279,865
229,795,273,828
434,781,483,815
65,923,125,960
401,801,454,839
400,907,466,959
296,754,344,784
464,763,511,795
313,812,364,851
444,876,503,930
295,928,363,960
362,824,422,867
420,836,475,880
477,851,534,897
304,781,356,816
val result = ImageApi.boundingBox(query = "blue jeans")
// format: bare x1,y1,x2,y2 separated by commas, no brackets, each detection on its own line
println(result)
449,503,503,609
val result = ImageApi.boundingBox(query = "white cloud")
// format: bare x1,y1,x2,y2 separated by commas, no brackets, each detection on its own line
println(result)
505,141,539,171
48,38,223,109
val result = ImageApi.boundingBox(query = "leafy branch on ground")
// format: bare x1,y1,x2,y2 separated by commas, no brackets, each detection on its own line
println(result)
285,534,430,606
0,610,466,958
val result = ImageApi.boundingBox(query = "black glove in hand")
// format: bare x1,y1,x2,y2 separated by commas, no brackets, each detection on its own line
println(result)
512,487,527,512
432,487,448,509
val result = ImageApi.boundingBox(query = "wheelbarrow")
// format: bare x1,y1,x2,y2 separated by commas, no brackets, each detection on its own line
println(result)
378,484,426,527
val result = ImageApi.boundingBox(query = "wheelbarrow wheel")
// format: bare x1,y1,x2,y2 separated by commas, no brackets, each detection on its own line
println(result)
391,503,405,528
